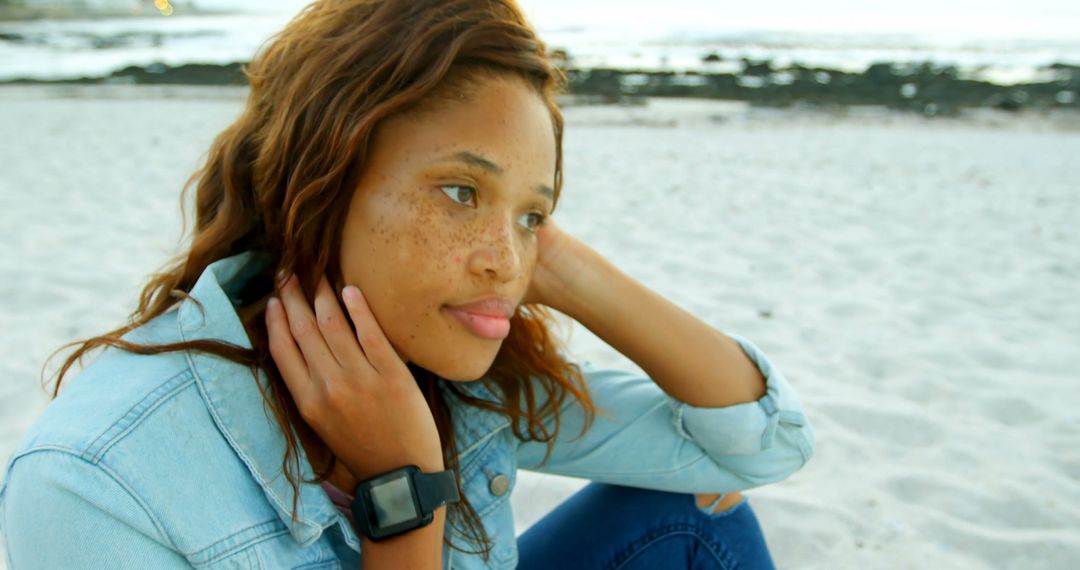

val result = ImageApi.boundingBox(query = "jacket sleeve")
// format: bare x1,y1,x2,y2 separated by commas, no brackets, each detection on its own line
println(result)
1,449,192,569
514,331,816,495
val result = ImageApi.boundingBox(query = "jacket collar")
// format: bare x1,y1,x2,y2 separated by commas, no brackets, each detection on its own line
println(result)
440,379,510,456
176,251,342,547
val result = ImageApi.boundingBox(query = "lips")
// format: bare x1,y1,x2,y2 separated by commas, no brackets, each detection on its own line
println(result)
443,296,515,340
444,296,515,319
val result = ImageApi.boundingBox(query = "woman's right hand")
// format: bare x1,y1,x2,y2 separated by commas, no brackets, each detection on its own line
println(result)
265,273,444,481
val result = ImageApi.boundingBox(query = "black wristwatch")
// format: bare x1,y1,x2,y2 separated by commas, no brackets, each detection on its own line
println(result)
350,465,460,542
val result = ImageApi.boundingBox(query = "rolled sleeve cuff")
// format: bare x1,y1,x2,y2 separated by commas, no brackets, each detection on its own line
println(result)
668,332,812,459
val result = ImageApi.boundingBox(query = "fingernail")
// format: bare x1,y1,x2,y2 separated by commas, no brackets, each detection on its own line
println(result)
266,296,279,310
342,286,361,304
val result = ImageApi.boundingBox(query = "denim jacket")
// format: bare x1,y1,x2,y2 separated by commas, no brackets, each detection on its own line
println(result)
0,251,815,569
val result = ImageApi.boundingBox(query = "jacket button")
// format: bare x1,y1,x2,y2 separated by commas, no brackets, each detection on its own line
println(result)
489,474,509,496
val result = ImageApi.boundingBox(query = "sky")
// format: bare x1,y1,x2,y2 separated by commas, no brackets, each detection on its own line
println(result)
203,0,1080,38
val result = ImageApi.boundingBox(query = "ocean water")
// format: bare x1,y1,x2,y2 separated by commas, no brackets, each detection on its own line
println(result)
2,1,1080,84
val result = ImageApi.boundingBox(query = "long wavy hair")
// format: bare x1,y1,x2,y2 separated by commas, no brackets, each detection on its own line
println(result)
46,0,597,561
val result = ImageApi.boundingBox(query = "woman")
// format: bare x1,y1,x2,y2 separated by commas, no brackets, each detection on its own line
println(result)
0,0,815,568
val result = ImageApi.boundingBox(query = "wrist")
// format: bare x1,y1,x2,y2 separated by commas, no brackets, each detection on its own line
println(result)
541,241,606,316
350,464,459,543
347,456,445,483
547,246,611,321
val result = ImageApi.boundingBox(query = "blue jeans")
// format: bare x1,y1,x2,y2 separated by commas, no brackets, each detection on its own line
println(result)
517,482,777,570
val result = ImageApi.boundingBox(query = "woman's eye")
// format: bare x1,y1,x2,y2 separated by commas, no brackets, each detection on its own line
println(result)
440,184,546,233
519,212,547,233
439,185,477,207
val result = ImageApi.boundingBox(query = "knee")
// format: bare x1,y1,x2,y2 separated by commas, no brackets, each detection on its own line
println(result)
694,491,744,513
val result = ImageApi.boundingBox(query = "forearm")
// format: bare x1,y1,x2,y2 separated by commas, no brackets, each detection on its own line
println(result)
554,248,767,408
360,506,446,569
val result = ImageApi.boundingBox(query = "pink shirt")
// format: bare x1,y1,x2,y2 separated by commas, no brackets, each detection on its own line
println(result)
320,480,359,531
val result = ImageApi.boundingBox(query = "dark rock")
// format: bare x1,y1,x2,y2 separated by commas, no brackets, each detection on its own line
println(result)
986,91,1030,112
108,62,247,85
740,57,772,76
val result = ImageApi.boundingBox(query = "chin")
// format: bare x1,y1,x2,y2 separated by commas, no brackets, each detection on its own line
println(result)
411,348,499,383
438,357,498,382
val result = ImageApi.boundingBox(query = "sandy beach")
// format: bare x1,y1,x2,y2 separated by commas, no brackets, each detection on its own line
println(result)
1,85,1078,569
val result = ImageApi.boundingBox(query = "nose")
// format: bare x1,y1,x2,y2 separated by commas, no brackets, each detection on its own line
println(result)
467,215,524,282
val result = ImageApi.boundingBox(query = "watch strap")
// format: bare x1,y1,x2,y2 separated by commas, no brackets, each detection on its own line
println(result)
414,469,460,515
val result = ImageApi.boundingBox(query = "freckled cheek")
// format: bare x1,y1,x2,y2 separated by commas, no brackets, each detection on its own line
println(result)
405,203,459,259
433,239,467,279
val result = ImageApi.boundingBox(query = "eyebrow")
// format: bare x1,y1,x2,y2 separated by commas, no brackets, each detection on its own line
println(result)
434,151,555,203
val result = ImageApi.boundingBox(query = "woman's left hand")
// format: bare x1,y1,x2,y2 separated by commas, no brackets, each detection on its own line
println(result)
521,217,595,312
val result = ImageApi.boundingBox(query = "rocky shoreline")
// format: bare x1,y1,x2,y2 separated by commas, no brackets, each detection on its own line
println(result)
3,58,1076,116
566,61,1079,116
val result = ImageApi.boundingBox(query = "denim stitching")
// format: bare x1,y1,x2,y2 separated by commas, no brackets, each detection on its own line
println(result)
181,347,325,541
6,448,181,554
248,545,266,570
192,519,286,565
85,369,195,463
608,524,739,570
458,424,509,458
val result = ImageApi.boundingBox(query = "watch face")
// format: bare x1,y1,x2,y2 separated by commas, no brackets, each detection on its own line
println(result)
370,474,419,527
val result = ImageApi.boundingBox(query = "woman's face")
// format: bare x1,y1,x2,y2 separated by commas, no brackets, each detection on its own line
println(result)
338,75,557,381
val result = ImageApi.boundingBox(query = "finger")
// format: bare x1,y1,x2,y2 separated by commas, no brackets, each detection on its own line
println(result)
277,273,339,369
314,275,372,371
265,296,317,409
341,285,403,377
